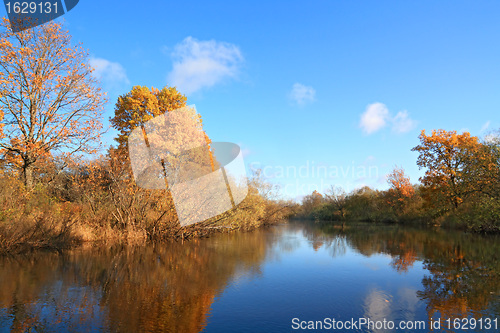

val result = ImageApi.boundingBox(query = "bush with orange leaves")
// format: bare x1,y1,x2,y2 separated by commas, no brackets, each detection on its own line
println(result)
0,147,293,254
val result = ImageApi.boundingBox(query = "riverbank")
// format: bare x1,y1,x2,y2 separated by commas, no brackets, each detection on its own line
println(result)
0,211,290,256
0,170,295,256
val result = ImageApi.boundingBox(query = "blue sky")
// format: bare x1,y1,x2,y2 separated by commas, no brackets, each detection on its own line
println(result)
6,1,499,200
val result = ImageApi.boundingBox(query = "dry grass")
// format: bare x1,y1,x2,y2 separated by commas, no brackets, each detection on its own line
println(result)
0,158,294,255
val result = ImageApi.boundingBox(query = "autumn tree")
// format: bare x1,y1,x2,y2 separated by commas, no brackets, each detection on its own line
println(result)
0,18,105,188
110,86,187,151
110,86,219,227
411,129,482,210
386,166,414,214
110,86,217,189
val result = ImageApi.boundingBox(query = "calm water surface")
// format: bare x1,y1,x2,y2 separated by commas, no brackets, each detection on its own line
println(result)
0,221,499,332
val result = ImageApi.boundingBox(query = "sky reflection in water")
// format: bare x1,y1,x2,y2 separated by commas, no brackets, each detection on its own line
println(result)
1,221,499,332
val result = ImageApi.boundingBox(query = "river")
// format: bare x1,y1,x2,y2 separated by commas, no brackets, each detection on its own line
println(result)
1,221,499,332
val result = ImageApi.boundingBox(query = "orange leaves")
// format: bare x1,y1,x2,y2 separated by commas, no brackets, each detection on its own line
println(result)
0,18,106,188
312,190,323,198
386,166,415,213
387,166,414,198
110,86,188,151
412,129,485,209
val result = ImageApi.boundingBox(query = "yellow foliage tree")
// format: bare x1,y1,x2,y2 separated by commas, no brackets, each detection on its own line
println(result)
110,86,216,227
110,86,187,151
411,129,482,210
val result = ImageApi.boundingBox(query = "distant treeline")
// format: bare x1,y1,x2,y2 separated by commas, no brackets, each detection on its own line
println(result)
296,129,500,233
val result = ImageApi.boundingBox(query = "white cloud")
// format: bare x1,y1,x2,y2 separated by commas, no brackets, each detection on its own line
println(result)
392,110,417,133
167,37,243,95
89,57,130,87
360,102,390,134
480,120,491,133
360,102,417,135
289,83,316,106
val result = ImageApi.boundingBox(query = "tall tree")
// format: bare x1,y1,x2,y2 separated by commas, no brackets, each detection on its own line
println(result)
411,129,482,209
0,18,105,188
111,86,187,151
111,86,216,226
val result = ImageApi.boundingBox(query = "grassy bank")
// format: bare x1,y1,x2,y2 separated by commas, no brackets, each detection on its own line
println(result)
0,157,295,255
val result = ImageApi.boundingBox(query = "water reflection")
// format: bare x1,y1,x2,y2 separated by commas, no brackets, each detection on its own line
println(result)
364,288,393,332
0,222,499,332
0,229,275,332
303,221,500,329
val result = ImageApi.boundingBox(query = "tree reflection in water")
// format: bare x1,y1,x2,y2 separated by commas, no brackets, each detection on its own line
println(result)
305,220,500,326
0,222,499,332
0,228,276,332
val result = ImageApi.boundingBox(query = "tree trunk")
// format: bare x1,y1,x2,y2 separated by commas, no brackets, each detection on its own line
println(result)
22,162,35,189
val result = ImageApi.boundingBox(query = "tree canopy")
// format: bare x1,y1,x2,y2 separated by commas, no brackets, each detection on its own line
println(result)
412,129,482,209
111,86,187,151
0,18,106,188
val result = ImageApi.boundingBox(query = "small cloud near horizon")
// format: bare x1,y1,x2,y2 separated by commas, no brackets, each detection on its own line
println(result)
289,83,316,106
